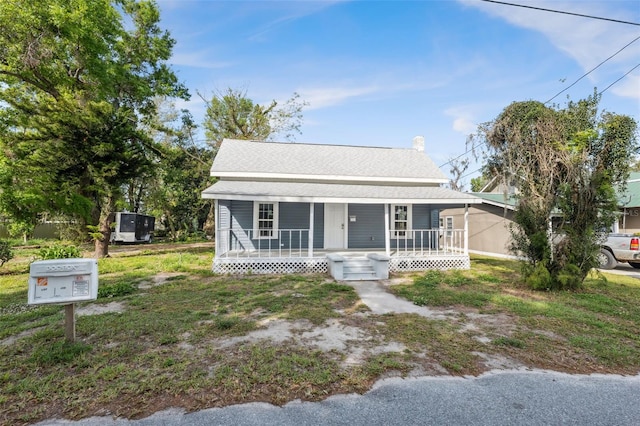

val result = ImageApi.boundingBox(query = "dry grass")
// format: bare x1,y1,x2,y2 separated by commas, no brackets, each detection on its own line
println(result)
1,247,639,425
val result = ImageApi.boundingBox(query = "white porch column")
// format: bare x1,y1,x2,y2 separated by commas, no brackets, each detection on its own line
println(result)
548,217,554,262
214,199,219,258
464,204,469,255
308,202,315,257
384,203,390,256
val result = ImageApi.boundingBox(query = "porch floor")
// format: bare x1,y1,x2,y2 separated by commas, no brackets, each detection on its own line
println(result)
216,248,465,259
213,248,470,275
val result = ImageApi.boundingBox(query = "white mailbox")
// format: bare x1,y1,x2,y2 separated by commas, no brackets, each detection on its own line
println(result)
28,258,99,305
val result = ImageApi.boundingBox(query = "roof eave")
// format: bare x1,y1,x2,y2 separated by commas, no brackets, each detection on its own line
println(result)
210,171,449,185
202,192,481,205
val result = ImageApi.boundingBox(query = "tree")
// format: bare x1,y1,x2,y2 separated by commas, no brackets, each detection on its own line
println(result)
470,176,488,192
202,88,307,147
448,157,469,192
474,92,638,290
200,88,307,235
0,0,188,257
143,102,214,240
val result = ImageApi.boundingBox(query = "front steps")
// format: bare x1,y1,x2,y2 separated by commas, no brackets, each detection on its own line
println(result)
327,253,390,281
343,257,378,280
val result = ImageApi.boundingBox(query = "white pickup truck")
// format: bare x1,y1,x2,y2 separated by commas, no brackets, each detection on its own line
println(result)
598,233,640,269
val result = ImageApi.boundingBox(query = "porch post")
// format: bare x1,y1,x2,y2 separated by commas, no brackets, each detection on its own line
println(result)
384,203,390,256
464,203,469,255
308,202,314,257
214,199,219,258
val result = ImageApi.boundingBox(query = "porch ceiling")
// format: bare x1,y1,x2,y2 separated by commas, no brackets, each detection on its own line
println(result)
202,180,481,205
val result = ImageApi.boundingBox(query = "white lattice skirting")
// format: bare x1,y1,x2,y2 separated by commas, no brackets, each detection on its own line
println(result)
213,257,328,275
212,255,470,275
389,255,470,272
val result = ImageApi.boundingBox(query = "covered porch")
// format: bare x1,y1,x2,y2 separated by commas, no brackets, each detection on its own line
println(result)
204,180,480,279
211,203,473,278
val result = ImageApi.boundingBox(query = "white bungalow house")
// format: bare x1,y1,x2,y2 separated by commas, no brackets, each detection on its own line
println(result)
202,137,480,280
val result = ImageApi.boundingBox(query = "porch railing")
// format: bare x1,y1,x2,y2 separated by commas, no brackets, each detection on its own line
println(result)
216,227,466,258
389,229,466,256
217,228,311,258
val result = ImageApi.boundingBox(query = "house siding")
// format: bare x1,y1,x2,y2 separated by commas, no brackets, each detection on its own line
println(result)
279,202,324,249
619,207,640,234
413,204,432,229
348,204,385,249
314,203,324,249
218,200,232,253
229,200,256,249
219,200,231,229
230,200,253,230
224,200,324,251
442,204,513,257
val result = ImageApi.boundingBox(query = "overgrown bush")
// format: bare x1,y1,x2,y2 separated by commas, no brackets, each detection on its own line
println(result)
0,240,13,266
38,243,82,260
523,262,552,291
556,264,583,290
476,94,638,291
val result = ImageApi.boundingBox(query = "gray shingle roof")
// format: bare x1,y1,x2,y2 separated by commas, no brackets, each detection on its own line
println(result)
210,139,448,183
203,181,480,204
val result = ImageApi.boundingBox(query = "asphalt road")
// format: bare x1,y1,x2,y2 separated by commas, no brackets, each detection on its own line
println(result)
600,262,640,278
38,369,640,426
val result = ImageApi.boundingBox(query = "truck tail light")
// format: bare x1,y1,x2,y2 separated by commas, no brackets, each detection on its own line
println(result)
631,238,639,251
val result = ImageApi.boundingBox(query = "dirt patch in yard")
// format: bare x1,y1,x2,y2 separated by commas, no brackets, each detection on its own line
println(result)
76,302,126,316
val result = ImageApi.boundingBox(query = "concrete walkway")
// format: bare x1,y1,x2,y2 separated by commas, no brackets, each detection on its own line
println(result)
345,280,455,319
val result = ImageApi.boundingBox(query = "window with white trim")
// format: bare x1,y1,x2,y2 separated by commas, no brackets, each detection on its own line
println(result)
253,202,279,238
445,216,454,237
391,204,412,237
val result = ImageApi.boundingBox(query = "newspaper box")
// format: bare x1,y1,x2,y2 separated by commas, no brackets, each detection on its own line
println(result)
28,258,98,305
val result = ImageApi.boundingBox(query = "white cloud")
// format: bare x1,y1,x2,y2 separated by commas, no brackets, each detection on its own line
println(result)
445,107,478,135
170,51,232,69
298,85,381,110
247,1,348,42
458,0,640,99
610,72,640,100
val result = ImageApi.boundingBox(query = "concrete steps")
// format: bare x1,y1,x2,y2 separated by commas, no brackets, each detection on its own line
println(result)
343,257,377,281
327,253,390,281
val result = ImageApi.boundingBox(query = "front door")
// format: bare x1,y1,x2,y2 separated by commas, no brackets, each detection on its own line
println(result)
324,203,346,249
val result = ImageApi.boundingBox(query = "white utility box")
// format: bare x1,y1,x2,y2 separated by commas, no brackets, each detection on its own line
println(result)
28,258,98,305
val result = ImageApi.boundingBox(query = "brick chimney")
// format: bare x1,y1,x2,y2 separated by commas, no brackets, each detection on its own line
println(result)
412,135,424,152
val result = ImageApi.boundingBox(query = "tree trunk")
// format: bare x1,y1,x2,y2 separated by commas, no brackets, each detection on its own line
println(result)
164,210,176,240
94,193,115,258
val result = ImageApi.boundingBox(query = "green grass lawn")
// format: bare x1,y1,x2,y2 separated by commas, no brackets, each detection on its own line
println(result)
1,246,639,425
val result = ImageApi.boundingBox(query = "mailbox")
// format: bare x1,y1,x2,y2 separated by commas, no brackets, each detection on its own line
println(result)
28,258,98,305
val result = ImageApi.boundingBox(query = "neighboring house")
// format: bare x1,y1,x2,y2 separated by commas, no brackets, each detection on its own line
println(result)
444,172,640,259
201,137,480,279
617,172,640,234
441,193,518,259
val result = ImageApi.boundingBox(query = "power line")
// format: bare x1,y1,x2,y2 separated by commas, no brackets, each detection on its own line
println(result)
480,0,640,26
599,63,640,95
438,139,483,168
545,35,640,104
440,1,640,173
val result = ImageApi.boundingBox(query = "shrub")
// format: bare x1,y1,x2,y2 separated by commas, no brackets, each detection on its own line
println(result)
0,240,13,266
556,264,583,290
38,243,82,260
525,262,552,291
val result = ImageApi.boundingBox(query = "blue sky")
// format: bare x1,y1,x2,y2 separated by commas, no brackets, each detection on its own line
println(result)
156,0,640,187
